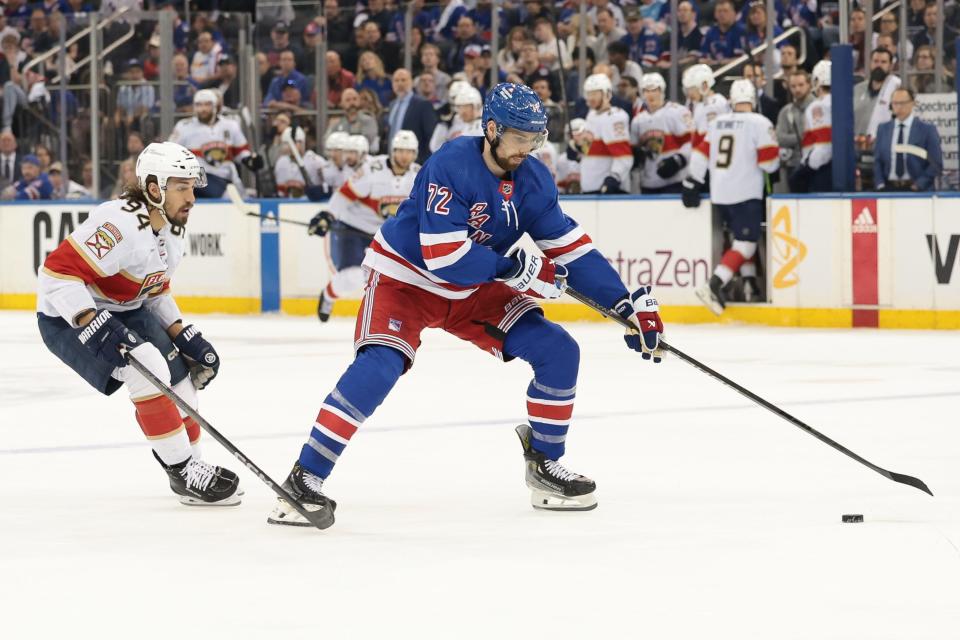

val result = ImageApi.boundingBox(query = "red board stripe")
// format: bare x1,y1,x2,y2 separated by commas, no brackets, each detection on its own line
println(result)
851,199,879,328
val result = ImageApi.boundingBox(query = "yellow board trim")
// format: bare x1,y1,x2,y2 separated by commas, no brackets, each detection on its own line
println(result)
6,292,960,329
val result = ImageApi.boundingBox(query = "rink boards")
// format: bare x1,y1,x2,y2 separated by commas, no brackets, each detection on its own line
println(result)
1,194,958,329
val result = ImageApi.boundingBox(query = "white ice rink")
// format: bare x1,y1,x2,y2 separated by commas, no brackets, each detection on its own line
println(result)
1,310,958,639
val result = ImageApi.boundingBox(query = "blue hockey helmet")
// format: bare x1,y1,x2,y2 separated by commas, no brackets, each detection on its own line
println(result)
482,82,548,144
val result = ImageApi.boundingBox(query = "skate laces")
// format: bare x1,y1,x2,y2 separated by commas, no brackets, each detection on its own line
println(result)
301,470,325,494
543,459,579,482
181,459,217,492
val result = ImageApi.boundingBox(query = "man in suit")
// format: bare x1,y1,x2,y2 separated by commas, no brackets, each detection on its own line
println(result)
0,129,22,190
743,62,782,124
874,87,942,192
387,68,438,164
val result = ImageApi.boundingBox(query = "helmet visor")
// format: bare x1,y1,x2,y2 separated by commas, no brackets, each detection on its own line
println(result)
501,128,546,154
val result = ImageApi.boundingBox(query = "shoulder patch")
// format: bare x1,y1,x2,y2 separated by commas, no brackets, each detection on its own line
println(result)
84,222,123,259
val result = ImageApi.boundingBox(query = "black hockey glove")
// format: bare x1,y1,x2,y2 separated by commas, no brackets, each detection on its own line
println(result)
241,154,265,172
788,163,813,193
656,155,687,179
565,143,582,163
681,178,702,208
174,325,220,390
600,176,622,194
308,210,334,236
305,184,331,202
77,309,141,369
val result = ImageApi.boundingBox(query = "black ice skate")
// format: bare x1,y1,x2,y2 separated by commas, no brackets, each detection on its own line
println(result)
267,462,336,528
515,424,597,511
153,452,241,506
317,290,333,322
695,274,727,316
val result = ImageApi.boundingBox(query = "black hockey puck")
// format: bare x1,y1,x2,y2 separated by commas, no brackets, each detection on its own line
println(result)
841,514,864,523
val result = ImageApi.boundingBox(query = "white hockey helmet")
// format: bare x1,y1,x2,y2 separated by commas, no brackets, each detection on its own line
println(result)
569,117,587,135
325,131,350,151
812,60,832,90
193,88,220,108
729,78,757,107
453,86,483,107
293,125,306,144
682,64,715,93
345,134,369,156
135,141,207,209
640,73,667,93
583,73,613,96
448,80,470,104
391,129,419,154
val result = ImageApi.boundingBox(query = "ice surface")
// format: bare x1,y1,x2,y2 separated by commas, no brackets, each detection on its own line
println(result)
1,310,958,639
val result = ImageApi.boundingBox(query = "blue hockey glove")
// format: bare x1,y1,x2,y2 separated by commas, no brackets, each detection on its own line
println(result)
308,210,334,236
77,309,141,369
497,247,568,300
174,325,220,390
614,286,664,363
681,178,702,208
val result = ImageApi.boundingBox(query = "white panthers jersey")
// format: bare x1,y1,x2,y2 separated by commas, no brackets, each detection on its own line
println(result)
581,106,633,193
331,157,420,235
169,115,251,182
446,117,484,141
691,93,730,155
429,115,464,153
801,93,832,170
275,150,328,197
322,162,347,190
37,198,185,328
689,111,780,205
630,102,694,189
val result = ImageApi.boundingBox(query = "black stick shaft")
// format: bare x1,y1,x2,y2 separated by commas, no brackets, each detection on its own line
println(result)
564,287,933,496
124,352,329,528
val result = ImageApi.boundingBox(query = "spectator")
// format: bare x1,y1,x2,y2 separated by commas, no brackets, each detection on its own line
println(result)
206,54,240,110
558,14,597,73
3,67,49,132
777,43,800,100
362,0,397,42
447,15,485,74
435,0,469,42
299,20,322,76
621,7,661,69
326,87,380,151
26,8,46,44
0,33,26,86
910,45,949,94
0,130,22,189
386,68,437,164
276,81,309,114
466,44,508,96
700,0,746,67
416,72,443,107
263,50,310,109
907,0,929,29
33,9,59,55
745,2,783,53
607,41,644,88
412,0,440,41
408,27,427,76
594,8,627,63
143,34,161,81
356,51,394,107
362,21,402,75
515,40,559,99
51,160,90,199
324,51,356,109
669,2,703,69
266,22,302,71
850,7,867,72
322,0,354,57
589,0,626,31
520,0,552,30
567,43,598,101
2,154,52,200
190,30,221,85
173,52,199,111
468,0,502,41
618,75,643,117
116,59,156,130
498,26,530,77
875,13,912,68
741,63,780,123
33,143,53,173
126,131,145,162
417,44,452,105
874,88,942,191
357,87,388,149
534,17,570,73
911,2,949,63
854,48,900,146
530,76,564,143
255,52,273,99
775,70,813,191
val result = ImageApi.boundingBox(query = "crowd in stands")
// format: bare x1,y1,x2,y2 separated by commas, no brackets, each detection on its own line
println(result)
0,0,957,200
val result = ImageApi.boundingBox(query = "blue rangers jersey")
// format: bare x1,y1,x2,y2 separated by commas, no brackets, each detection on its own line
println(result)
363,136,628,307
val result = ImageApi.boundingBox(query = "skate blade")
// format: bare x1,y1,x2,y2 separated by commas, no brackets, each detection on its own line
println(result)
266,499,335,529
178,492,242,507
694,287,724,316
530,489,598,512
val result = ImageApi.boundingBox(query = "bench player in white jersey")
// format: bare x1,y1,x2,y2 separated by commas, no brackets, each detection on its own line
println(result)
682,79,780,314
36,142,241,506
630,73,694,194
429,80,471,153
789,60,832,193
580,73,633,194
445,86,485,141
322,131,351,190
168,89,264,198
307,130,421,322
340,134,370,184
274,125,330,198
683,64,729,174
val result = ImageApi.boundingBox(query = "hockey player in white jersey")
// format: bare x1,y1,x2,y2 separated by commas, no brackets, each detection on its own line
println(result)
682,79,780,315
322,131,351,190
631,73,694,194
307,130,420,322
36,142,242,506
580,73,633,194
445,86,485,141
683,64,729,167
341,134,370,183
429,80,471,153
168,89,264,198
789,60,833,193
274,125,330,198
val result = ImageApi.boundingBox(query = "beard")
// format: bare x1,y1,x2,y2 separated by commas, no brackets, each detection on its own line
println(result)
870,67,889,84
487,133,527,172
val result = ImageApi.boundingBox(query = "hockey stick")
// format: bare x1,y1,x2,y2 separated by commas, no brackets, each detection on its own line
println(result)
122,350,332,530
281,126,315,187
224,183,310,227
564,286,934,496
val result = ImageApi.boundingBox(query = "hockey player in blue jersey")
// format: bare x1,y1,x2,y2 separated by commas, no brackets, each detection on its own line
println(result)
268,83,665,528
